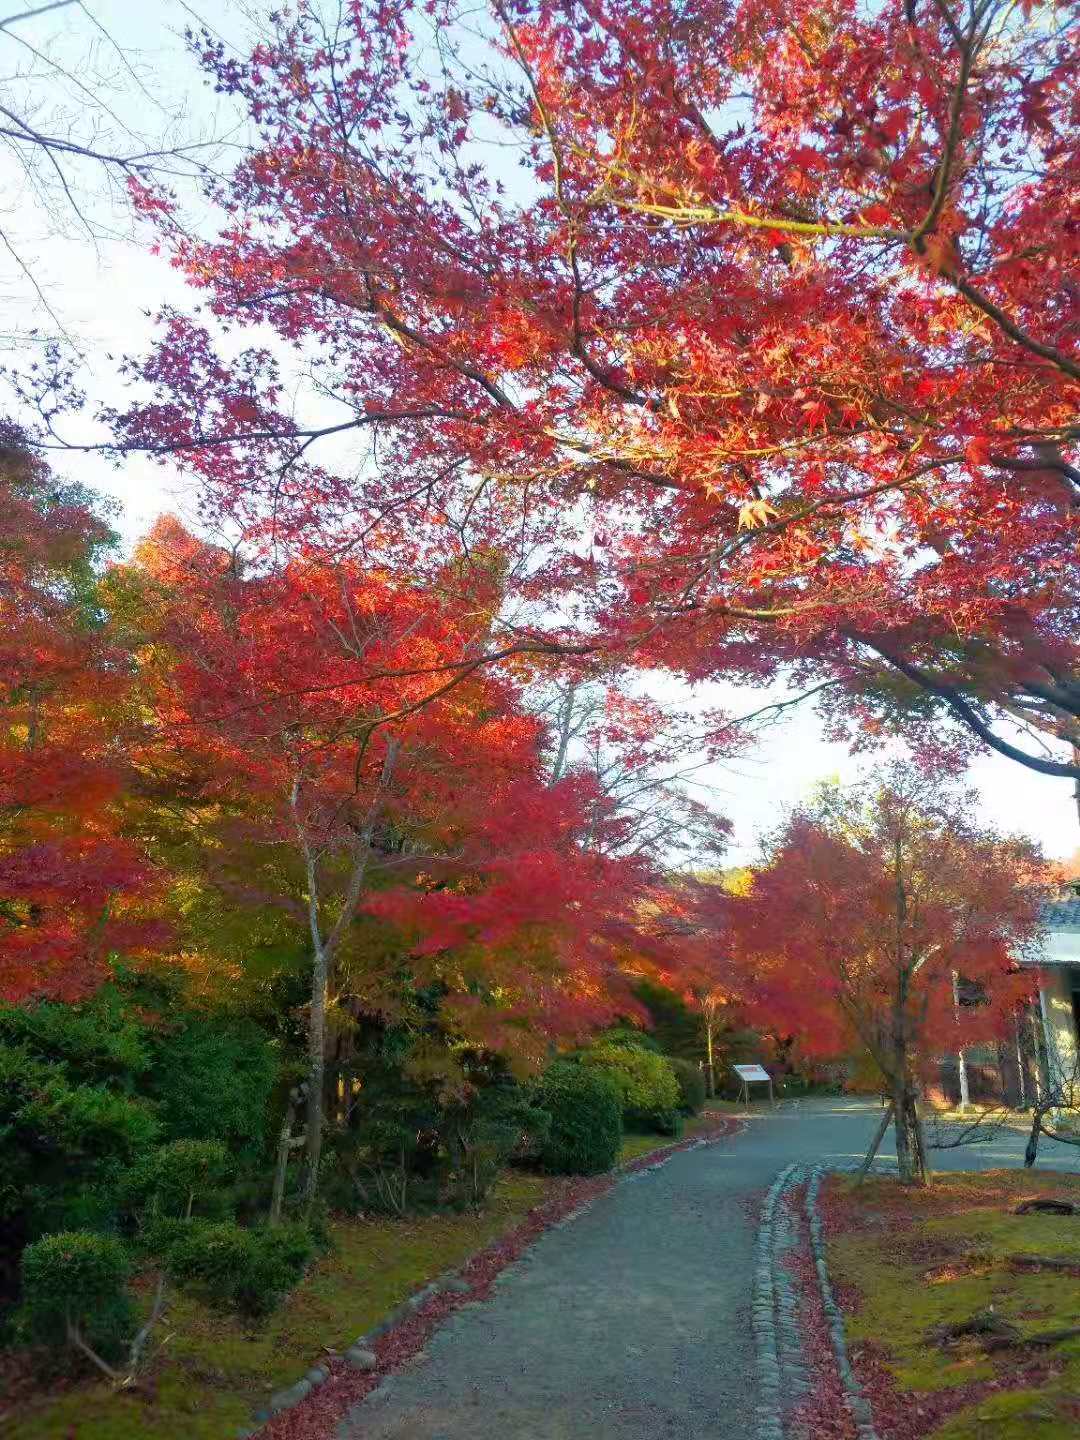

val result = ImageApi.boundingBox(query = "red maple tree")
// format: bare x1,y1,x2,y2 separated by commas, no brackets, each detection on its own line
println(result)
128,516,668,1205
0,437,160,1004
726,767,1046,1181
104,0,1077,785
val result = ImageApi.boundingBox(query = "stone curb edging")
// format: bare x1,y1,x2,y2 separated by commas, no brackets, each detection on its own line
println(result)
237,1267,473,1436
237,1117,740,1436
805,1168,881,1440
753,1163,799,1440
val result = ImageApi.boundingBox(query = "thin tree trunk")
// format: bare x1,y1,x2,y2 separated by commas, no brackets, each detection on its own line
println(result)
270,1086,302,1225
957,1051,970,1110
893,1083,927,1185
950,972,969,1111
1025,1106,1044,1167
705,1021,715,1097
893,1078,915,1181
856,1102,894,1183
301,942,329,1214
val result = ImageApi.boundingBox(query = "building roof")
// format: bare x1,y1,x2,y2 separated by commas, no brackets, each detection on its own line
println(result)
1044,897,1080,928
1016,896,1080,967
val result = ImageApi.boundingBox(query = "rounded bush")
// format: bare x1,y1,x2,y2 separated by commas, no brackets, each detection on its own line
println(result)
669,1058,707,1115
164,1219,315,1317
19,1231,133,1354
535,1061,621,1175
580,1044,681,1133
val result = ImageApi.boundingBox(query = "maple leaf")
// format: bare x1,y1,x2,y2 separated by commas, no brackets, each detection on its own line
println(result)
738,498,779,530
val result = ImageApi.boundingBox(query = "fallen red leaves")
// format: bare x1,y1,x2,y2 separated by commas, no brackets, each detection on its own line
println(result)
784,1186,858,1440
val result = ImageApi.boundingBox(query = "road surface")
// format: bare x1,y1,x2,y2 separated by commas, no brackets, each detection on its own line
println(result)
339,1099,1078,1440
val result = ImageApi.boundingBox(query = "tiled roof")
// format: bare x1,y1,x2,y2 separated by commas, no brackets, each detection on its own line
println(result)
1043,897,1080,928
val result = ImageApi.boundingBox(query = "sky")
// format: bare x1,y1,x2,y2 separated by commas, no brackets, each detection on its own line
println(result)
2,0,1077,868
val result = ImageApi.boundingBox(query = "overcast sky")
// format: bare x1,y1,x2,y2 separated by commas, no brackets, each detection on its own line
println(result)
3,0,1076,866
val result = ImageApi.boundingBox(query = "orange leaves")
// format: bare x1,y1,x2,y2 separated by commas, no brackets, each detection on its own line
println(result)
108,0,1078,800
738,497,779,530
0,446,161,1004
725,770,1047,1066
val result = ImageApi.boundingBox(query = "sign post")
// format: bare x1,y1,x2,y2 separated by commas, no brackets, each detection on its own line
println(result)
732,1063,775,1111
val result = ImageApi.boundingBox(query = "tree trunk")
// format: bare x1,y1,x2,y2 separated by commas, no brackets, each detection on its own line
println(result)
893,1080,928,1185
301,944,329,1214
856,1102,894,1184
705,1021,716,1097
1025,1107,1043,1168
270,1085,302,1225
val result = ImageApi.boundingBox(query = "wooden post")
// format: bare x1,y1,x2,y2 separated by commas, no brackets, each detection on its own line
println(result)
270,1083,307,1226
856,1103,895,1185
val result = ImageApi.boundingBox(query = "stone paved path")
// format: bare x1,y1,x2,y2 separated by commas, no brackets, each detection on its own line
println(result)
339,1099,1079,1440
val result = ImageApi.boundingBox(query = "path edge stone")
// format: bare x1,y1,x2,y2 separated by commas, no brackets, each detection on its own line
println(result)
805,1167,881,1440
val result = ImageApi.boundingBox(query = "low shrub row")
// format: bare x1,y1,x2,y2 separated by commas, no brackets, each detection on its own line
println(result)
4,970,710,1386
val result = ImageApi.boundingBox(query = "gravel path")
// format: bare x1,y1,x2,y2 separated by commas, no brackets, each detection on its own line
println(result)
338,1099,1079,1440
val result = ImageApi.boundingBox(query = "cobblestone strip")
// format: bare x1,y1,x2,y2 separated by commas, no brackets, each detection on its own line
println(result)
772,1177,812,1425
804,1168,881,1440
752,1163,800,1440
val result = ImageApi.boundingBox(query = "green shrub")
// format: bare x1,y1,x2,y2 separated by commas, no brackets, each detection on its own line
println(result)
581,1044,681,1133
442,1082,550,1207
241,1223,318,1315
121,1138,233,1221
535,1061,621,1174
164,1220,315,1317
669,1058,707,1115
18,1231,133,1359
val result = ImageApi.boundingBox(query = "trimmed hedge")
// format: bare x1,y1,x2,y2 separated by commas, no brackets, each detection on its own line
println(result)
535,1061,621,1174
164,1220,315,1317
580,1044,681,1133
18,1231,133,1357
669,1057,707,1115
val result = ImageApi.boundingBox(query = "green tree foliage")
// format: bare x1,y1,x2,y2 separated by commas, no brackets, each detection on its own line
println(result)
0,977,280,1327
633,981,704,1062
668,1058,707,1115
121,1139,233,1222
147,1018,278,1162
0,1038,159,1290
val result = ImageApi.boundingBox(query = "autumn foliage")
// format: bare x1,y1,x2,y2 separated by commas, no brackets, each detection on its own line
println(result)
107,0,1078,781
726,769,1046,1179
0,439,160,1004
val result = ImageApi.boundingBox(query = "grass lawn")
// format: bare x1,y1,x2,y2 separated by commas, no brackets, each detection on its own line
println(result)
824,1169,1080,1439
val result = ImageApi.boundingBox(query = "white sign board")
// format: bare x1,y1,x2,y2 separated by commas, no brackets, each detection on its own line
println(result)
733,1064,771,1083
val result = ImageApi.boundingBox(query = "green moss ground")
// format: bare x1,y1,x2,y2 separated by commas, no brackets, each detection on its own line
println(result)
3,1173,548,1440
826,1170,1080,1439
